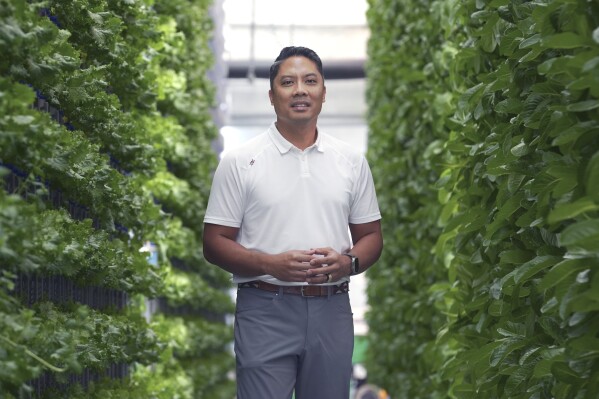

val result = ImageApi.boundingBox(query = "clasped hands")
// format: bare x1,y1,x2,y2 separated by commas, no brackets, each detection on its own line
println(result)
269,247,350,284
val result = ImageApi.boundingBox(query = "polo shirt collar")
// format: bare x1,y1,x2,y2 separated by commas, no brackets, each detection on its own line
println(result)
268,122,325,154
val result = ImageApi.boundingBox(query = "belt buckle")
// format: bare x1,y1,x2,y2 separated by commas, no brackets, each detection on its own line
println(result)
300,285,316,297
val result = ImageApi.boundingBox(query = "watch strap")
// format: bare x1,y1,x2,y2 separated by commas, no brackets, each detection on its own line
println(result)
343,253,359,275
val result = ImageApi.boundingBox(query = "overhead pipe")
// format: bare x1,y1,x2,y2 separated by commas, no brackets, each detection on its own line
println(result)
227,59,366,80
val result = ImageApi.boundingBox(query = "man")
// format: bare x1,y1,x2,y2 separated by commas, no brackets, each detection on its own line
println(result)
203,46,382,399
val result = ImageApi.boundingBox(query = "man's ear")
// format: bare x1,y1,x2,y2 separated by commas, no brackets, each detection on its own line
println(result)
269,89,274,105
322,86,326,102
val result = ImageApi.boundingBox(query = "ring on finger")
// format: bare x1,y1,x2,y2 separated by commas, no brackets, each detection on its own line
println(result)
326,273,332,283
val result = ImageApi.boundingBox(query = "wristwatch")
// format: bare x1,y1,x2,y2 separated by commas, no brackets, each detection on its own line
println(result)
343,253,359,276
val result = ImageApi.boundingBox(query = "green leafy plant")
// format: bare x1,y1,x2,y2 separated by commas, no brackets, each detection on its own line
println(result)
364,0,459,397
0,189,164,294
1,0,234,397
366,0,599,398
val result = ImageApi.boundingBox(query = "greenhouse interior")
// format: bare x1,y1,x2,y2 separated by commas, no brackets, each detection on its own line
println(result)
1,0,598,398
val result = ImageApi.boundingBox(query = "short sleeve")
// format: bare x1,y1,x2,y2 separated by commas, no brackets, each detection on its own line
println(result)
349,156,381,224
204,154,245,228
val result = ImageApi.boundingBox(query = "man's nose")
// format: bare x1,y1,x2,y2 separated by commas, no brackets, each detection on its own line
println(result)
293,82,307,96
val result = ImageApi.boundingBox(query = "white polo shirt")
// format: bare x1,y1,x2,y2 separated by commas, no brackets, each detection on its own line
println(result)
204,122,381,285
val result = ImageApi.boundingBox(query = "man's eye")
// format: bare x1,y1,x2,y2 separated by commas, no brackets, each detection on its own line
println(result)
282,80,293,85
306,79,317,84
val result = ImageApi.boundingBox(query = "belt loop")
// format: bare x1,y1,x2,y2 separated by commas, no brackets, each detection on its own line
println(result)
278,285,284,296
327,285,332,298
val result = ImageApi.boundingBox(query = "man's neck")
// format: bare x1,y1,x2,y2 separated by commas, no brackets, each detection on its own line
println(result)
275,120,318,151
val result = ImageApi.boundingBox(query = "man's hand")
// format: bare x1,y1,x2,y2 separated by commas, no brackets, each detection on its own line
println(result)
304,247,350,284
265,250,318,282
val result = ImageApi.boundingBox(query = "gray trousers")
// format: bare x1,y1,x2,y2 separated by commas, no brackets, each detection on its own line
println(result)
234,286,354,399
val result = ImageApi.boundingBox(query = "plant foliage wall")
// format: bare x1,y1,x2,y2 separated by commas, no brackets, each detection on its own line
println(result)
0,0,234,397
365,0,599,398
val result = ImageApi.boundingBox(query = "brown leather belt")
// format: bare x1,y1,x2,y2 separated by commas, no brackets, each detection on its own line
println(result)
238,280,349,297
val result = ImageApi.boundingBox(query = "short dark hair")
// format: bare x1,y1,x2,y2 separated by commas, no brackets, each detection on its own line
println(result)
269,46,324,89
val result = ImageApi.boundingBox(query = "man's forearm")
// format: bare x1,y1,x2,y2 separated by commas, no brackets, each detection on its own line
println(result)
349,231,383,274
347,220,383,275
203,225,270,276
204,238,270,277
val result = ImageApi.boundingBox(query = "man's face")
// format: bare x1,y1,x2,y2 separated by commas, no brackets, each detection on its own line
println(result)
269,56,326,126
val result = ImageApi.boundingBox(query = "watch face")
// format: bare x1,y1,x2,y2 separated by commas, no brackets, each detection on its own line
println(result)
345,253,359,275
